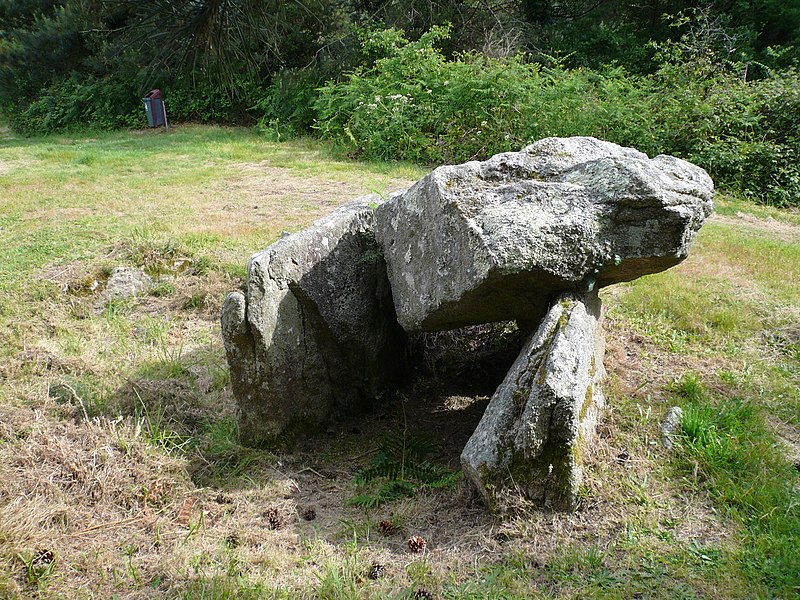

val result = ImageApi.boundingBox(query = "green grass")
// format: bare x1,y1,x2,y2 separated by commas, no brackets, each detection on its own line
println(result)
714,193,800,226
612,216,800,427
0,125,424,295
0,125,798,598
671,375,800,595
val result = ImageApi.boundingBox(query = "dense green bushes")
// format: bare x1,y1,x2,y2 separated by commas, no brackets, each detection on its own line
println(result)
7,72,274,134
2,8,798,206
9,76,143,134
313,28,651,163
313,28,800,206
680,73,800,206
163,75,267,124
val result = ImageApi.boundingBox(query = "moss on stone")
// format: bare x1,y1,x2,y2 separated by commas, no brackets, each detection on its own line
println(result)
241,414,324,451
481,423,579,512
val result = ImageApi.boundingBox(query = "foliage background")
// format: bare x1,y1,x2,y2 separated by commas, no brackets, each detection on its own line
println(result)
1,0,799,205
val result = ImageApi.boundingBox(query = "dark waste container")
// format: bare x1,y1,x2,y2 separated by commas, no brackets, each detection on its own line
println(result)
143,89,168,128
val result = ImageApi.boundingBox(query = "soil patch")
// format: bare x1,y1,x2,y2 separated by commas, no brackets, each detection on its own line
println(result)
711,212,800,243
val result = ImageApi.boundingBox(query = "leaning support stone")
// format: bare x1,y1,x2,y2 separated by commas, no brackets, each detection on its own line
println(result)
461,291,605,512
221,195,407,447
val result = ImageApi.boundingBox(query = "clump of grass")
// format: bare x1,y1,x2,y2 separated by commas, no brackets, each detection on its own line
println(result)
132,393,193,455
47,376,107,417
149,280,176,297
123,228,189,277
672,374,800,594
175,577,284,599
670,372,704,403
189,417,277,487
182,292,209,311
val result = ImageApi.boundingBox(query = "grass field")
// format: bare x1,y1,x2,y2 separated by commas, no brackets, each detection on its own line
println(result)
0,125,798,599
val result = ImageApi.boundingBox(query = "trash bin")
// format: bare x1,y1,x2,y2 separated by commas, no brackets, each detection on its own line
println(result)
143,89,168,128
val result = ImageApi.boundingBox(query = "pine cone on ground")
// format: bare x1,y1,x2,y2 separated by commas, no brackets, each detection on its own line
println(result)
367,562,385,580
407,535,427,553
378,519,395,536
263,507,281,530
302,507,317,521
33,549,54,566
413,587,433,599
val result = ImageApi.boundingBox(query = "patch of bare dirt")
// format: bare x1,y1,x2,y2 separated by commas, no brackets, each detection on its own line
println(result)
603,311,735,403
199,162,414,240
711,212,800,243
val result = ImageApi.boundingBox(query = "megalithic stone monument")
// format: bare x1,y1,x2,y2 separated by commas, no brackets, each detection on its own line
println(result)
221,137,713,512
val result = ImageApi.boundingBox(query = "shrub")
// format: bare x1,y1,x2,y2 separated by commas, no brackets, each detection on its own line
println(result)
314,28,663,164
314,26,800,206
255,67,328,139
314,26,539,163
163,74,268,124
10,71,274,134
684,72,800,206
12,75,142,134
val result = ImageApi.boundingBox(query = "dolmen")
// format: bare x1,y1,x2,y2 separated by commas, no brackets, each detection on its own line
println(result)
221,137,714,512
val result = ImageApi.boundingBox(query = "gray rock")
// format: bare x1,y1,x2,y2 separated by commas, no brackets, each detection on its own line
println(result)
374,136,713,331
221,195,407,447
461,291,605,512
661,406,684,450
101,266,153,303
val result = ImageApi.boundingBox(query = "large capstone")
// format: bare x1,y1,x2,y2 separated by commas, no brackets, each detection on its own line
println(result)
374,136,713,331
220,195,407,446
461,291,605,512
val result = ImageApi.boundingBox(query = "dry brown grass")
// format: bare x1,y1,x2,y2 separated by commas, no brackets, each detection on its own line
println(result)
0,320,740,597
0,415,187,597
197,163,410,243
1,128,797,597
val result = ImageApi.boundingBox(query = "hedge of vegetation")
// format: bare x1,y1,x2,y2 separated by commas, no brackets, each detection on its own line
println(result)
313,28,800,206
2,2,799,206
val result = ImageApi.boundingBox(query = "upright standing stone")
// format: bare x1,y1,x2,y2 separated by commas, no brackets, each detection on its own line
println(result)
221,196,406,446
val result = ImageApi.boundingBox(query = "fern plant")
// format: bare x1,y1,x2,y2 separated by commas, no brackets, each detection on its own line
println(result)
349,429,461,509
